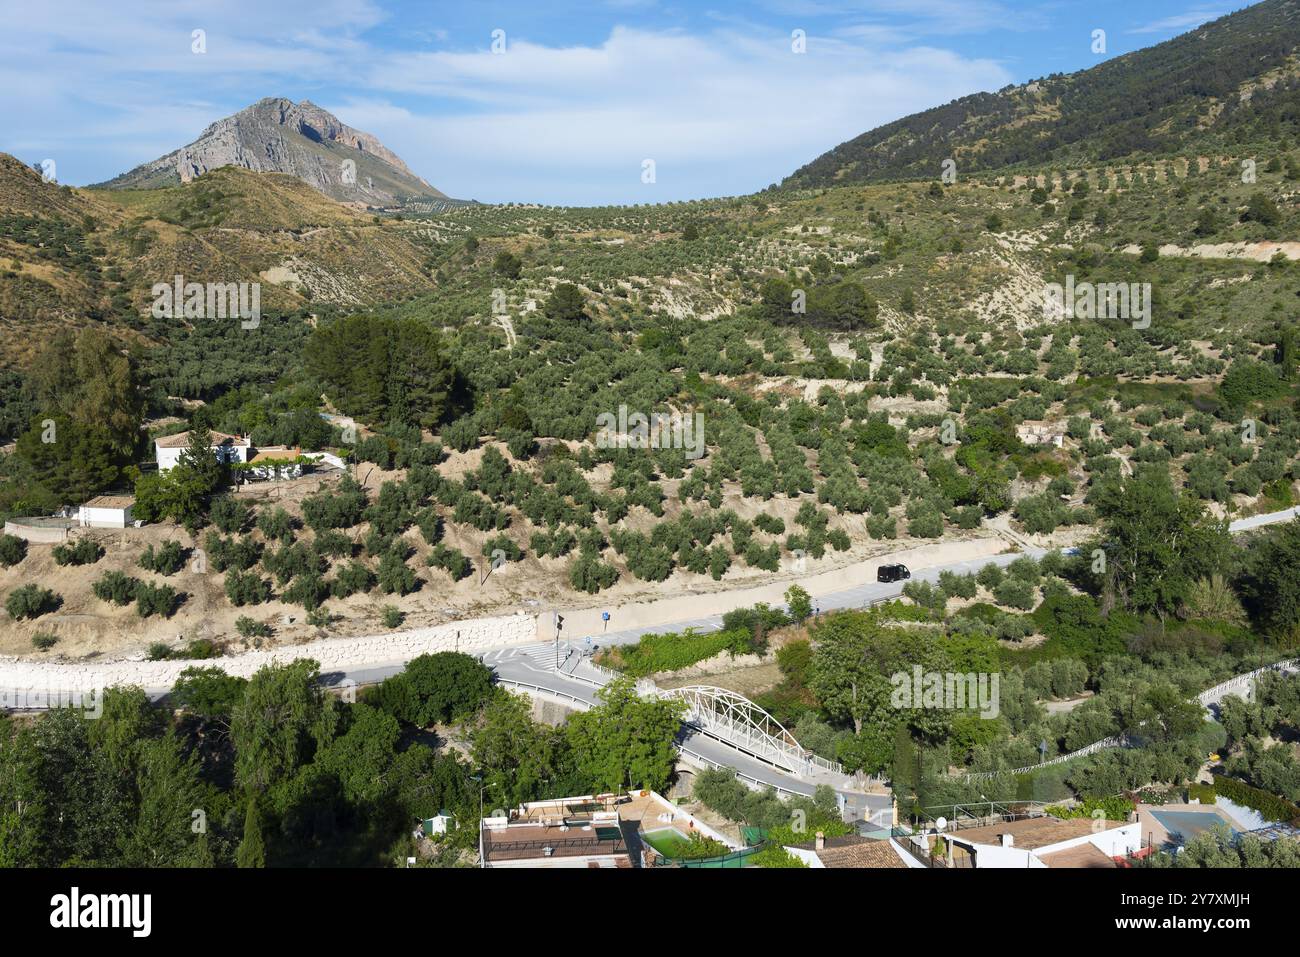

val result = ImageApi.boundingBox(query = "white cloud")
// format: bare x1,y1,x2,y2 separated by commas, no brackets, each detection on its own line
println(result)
0,3,1012,203
345,27,1010,202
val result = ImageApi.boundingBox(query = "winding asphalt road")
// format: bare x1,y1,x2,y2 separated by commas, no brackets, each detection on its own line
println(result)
306,505,1299,822
6,506,1296,824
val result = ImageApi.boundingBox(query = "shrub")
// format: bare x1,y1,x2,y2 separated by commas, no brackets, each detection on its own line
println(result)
1209,775,1300,822
306,607,333,628
938,571,978,600
976,563,1005,590
993,577,1037,611
311,529,353,560
31,631,58,651
903,579,947,614
0,533,27,567
1007,556,1041,584
721,603,790,654
443,416,479,453
134,582,181,619
785,584,813,622
417,509,443,545
225,569,271,607
600,628,740,677
235,616,272,639
301,477,368,530
92,571,139,605
569,552,618,593
331,561,377,597
209,496,252,533
481,534,523,563
180,638,219,659
866,514,897,539
257,507,296,543
378,548,417,595
138,540,184,575
907,510,943,538
52,539,103,566
428,544,472,581
263,541,320,586
1045,796,1135,821
204,532,262,572
5,584,59,620
381,605,405,629
283,572,329,611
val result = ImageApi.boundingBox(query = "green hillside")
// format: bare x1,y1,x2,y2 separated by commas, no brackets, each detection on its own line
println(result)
785,0,1300,188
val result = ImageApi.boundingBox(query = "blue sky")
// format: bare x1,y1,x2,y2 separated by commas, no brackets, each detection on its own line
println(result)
0,0,1253,205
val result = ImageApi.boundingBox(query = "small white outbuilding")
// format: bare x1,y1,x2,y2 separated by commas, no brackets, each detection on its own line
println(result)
78,495,136,529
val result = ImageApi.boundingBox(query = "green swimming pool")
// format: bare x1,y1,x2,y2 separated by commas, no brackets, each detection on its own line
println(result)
641,826,695,858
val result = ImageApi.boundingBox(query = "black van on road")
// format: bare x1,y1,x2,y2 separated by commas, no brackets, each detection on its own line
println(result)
876,563,911,583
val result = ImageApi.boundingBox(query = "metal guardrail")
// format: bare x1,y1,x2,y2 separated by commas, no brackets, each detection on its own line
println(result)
494,677,591,710
676,746,808,799
964,735,1129,780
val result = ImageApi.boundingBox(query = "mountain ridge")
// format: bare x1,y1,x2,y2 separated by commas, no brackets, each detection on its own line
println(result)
783,0,1300,189
94,97,447,208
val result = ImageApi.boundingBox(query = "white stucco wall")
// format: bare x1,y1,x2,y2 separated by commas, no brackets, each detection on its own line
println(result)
157,443,248,471
79,506,132,528
156,445,185,471
0,612,538,703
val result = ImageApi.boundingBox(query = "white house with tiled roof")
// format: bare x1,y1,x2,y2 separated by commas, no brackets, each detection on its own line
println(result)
154,430,251,471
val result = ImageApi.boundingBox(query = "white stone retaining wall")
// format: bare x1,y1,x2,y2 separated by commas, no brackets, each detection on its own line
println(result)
0,612,538,700
3,520,70,544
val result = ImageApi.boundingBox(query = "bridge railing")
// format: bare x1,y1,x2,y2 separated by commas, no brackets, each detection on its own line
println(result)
676,745,810,799
665,685,849,778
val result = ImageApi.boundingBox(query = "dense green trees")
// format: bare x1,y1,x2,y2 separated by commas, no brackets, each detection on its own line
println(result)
15,414,124,504
1087,467,1230,620
543,282,586,321
470,692,565,810
1145,824,1300,868
372,653,494,727
565,678,685,794
231,660,339,795
305,315,456,429
3,650,691,866
5,584,59,619
759,276,877,330
13,328,144,503
0,533,26,567
1238,517,1300,640
0,689,213,867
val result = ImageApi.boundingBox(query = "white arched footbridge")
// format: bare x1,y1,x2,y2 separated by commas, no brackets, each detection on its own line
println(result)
661,685,845,779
